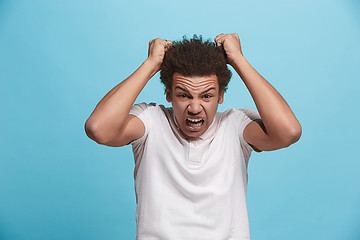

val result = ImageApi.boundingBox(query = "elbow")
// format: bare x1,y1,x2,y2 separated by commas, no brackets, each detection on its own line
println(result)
280,123,302,148
291,123,302,143
84,119,106,144
295,124,302,141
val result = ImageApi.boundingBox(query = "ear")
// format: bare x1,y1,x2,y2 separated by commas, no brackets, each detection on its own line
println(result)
166,88,172,103
218,89,225,104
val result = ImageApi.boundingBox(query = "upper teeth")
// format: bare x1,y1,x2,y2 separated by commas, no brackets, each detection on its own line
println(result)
187,118,202,123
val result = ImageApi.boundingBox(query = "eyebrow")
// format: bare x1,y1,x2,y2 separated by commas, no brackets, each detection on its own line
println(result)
175,86,216,95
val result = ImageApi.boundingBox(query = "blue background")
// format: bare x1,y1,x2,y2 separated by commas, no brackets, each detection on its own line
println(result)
1,0,359,239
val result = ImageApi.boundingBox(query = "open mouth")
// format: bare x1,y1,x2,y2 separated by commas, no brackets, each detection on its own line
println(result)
185,117,205,131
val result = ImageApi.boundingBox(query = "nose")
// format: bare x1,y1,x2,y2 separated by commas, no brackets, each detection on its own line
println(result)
188,99,202,115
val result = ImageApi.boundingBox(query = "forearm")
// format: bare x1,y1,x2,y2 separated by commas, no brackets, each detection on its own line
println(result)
232,55,301,142
85,59,158,138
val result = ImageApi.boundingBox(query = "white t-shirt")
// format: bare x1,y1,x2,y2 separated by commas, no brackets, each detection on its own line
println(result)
129,103,261,240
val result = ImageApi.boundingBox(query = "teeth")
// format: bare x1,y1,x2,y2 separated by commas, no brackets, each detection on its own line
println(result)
187,118,202,123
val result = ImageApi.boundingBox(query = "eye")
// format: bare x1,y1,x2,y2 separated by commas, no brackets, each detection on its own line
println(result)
177,94,188,98
203,94,212,99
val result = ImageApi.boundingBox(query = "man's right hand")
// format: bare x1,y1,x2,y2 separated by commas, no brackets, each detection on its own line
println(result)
147,38,173,72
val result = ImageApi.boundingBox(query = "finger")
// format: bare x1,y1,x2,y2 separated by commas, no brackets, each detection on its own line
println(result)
214,37,219,46
161,39,168,47
165,43,173,50
215,36,226,47
215,36,223,47
153,38,163,46
215,33,225,38
214,35,223,44
164,40,173,49
215,33,226,40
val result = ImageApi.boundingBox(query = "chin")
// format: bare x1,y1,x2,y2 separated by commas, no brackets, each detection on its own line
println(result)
186,132,202,138
181,128,206,139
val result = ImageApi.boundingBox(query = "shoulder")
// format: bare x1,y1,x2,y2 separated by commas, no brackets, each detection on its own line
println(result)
128,103,161,134
219,107,263,153
130,102,158,115
219,107,261,123
130,102,172,120
129,102,173,130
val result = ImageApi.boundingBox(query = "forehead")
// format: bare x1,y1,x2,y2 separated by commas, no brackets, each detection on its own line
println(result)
172,73,219,90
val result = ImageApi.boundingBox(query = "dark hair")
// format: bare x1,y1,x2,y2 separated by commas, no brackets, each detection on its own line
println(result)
160,34,232,93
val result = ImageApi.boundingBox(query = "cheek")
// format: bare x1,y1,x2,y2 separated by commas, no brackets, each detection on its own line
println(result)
173,100,187,109
172,101,187,118
205,101,219,116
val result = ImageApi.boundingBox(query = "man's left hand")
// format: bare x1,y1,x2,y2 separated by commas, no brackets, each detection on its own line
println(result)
214,33,243,67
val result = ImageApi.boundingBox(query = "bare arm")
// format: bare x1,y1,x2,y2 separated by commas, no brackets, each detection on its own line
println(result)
215,33,302,151
84,38,173,146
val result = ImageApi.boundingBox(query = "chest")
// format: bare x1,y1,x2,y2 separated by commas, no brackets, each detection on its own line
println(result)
146,118,244,171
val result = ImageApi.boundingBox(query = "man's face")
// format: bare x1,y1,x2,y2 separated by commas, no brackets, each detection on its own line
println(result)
166,72,224,139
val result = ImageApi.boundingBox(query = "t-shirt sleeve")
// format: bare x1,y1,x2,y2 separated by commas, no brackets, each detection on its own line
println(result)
129,102,154,146
232,107,262,156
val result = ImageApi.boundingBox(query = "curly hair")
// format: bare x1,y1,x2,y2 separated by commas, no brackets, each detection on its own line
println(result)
160,34,232,93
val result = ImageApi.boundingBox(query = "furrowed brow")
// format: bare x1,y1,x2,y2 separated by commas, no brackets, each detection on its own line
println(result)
175,86,190,94
201,87,216,94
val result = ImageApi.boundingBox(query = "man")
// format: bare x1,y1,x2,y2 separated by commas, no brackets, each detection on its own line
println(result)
85,33,302,239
